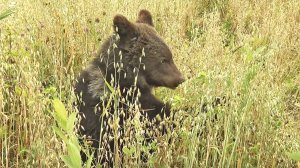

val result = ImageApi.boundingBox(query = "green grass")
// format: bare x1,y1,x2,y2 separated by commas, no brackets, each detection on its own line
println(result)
1,0,300,167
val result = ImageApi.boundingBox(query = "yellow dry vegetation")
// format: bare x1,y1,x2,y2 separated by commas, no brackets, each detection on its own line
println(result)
0,0,299,167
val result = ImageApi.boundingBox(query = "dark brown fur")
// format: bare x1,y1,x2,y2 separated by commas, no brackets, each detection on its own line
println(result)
74,10,184,166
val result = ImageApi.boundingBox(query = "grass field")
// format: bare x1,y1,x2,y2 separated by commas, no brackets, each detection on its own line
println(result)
1,0,300,167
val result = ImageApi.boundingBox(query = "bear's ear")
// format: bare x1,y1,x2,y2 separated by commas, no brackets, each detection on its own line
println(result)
136,9,154,27
113,14,136,36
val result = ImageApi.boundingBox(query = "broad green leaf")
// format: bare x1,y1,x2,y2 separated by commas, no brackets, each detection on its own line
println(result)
67,140,82,168
52,126,68,143
52,98,68,129
61,155,75,168
69,136,81,151
53,99,67,119
66,112,77,133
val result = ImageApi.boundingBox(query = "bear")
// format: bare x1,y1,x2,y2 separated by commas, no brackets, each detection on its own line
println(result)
74,9,185,167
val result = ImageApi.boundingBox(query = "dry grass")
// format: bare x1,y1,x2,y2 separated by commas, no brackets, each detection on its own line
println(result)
0,0,300,167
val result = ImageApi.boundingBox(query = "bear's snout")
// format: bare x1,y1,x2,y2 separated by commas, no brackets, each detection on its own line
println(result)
173,75,185,88
178,75,185,84
166,73,185,89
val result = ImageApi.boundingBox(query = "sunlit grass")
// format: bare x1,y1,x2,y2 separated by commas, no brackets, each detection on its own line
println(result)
0,0,299,167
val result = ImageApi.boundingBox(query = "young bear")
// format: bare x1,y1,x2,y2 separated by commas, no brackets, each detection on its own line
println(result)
74,10,185,166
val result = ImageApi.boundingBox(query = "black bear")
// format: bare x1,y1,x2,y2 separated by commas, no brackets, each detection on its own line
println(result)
74,9,185,166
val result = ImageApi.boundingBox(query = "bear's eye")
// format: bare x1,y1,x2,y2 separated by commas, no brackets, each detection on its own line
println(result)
161,59,169,64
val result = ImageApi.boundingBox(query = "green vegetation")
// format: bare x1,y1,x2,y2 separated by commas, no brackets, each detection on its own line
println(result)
0,0,299,167
0,8,13,20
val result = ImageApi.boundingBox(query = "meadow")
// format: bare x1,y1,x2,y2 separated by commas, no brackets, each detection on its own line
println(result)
0,0,299,167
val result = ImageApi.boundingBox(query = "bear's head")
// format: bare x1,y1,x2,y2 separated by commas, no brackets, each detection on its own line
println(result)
112,10,185,90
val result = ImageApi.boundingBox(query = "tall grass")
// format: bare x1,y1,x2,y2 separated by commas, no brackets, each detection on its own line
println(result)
0,0,299,167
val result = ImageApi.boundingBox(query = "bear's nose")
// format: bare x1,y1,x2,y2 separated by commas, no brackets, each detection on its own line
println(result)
173,76,185,89
178,76,185,84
